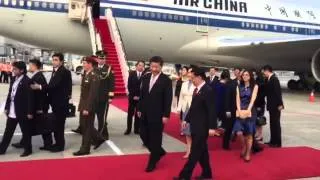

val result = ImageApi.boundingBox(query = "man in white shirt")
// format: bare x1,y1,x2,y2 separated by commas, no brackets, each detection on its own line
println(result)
0,61,34,157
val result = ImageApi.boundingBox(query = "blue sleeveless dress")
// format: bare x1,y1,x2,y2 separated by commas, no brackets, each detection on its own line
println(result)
232,85,257,135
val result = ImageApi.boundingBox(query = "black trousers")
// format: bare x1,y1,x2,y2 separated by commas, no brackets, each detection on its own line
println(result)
140,119,165,164
0,118,32,152
179,134,212,179
79,113,104,152
52,109,66,149
269,109,282,146
222,114,235,149
126,98,140,132
96,101,109,132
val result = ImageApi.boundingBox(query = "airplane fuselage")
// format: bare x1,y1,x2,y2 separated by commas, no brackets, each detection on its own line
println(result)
1,0,320,73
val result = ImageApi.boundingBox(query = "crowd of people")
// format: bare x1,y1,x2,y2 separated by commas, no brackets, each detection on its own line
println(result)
0,51,284,180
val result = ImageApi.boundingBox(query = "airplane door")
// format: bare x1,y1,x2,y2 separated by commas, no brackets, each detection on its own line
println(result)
196,11,209,33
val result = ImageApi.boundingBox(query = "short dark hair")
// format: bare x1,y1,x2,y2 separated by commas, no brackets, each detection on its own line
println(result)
191,67,206,80
210,67,218,71
12,61,27,74
136,60,145,66
262,65,273,72
149,56,164,67
234,67,241,71
52,52,64,62
29,58,42,69
182,66,189,71
220,69,230,80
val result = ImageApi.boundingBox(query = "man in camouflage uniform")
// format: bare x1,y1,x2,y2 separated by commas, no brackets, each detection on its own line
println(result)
95,50,115,140
73,56,105,156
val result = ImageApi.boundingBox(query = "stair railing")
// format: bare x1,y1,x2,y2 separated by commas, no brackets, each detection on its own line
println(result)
86,6,99,54
105,8,129,94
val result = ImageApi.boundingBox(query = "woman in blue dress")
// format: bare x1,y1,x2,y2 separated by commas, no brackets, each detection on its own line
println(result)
233,70,259,162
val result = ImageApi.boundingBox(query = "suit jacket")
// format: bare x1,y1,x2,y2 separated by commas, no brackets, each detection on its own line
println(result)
225,79,239,114
138,73,173,123
96,64,115,102
206,76,219,87
177,80,195,112
78,70,100,113
44,66,72,113
127,70,143,99
185,84,217,136
265,74,284,111
30,71,49,113
5,75,34,119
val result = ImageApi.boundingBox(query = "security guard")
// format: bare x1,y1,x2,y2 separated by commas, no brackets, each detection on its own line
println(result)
95,50,115,140
73,56,105,156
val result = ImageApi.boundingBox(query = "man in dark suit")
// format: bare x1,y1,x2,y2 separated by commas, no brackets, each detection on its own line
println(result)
137,56,172,172
124,60,145,135
223,67,241,150
31,53,72,152
263,65,284,148
73,56,105,156
175,67,219,180
0,61,34,157
12,59,53,151
205,67,219,86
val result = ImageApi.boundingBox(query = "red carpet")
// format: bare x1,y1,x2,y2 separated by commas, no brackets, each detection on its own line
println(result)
0,147,320,180
0,98,319,180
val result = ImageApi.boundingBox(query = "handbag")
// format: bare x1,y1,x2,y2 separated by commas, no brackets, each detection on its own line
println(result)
256,116,267,126
236,110,252,120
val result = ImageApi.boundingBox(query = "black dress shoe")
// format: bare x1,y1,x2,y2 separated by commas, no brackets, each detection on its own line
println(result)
0,150,6,155
94,140,105,150
39,146,52,151
49,146,64,153
12,143,23,149
20,151,32,157
124,130,131,135
269,144,282,148
72,128,82,134
173,177,187,180
73,150,90,156
145,163,156,172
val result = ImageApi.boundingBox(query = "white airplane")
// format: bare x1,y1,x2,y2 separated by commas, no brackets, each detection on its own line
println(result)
1,0,320,90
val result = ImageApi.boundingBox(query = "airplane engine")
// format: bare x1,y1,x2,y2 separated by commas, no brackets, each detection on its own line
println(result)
311,49,320,83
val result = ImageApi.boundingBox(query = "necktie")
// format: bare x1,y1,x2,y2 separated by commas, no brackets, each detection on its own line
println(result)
138,72,141,79
149,75,156,92
193,88,198,97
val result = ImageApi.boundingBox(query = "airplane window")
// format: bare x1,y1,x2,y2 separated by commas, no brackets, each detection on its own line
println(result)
282,26,286,31
185,16,189,21
273,25,277,31
132,10,137,16
162,14,167,19
168,14,173,20
255,24,260,28
260,24,264,29
12,0,16,6
246,22,250,28
250,23,255,28
138,11,143,17
151,12,156,18
157,13,161,19
42,2,47,8
27,1,31,7
179,16,184,21
265,25,269,29
50,3,54,9
19,0,24,6
291,27,295,32
144,11,149,17
241,22,245,27
174,15,178,21
34,1,39,7
64,4,68,10
295,28,299,32
56,3,62,9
